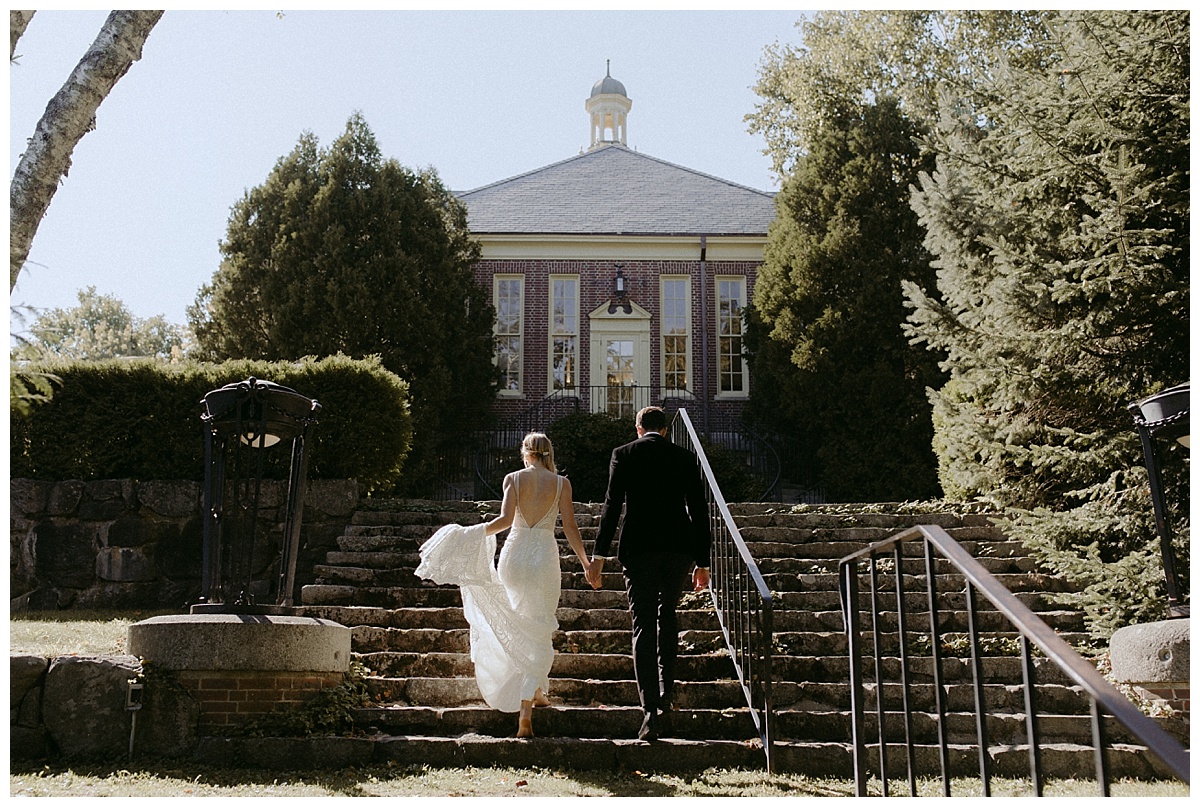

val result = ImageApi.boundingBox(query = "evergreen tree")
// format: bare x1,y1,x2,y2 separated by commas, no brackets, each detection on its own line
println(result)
903,11,1189,634
747,99,943,501
190,114,498,494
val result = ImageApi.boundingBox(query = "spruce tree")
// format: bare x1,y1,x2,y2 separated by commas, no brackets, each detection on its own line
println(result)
190,114,498,494
748,99,943,501
903,11,1189,634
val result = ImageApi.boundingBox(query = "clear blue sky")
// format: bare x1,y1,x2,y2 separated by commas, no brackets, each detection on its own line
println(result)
9,7,807,327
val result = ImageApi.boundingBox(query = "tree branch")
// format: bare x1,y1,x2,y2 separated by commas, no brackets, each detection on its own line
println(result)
10,10,34,62
10,9,163,291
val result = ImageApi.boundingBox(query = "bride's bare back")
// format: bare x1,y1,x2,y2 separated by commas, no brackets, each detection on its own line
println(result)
514,467,561,526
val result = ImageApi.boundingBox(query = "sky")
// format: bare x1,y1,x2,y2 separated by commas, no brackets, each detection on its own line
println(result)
9,6,808,329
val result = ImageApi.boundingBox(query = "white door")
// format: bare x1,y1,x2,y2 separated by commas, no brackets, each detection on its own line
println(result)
589,300,651,417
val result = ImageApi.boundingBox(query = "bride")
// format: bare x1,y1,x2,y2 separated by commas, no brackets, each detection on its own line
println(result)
415,432,594,738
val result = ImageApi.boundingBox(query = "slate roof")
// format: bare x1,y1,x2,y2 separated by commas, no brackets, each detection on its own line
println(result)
457,144,776,237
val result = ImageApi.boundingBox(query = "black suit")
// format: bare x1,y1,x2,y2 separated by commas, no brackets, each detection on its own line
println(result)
593,431,711,717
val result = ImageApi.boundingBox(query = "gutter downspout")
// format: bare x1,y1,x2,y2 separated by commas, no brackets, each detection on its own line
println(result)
699,235,710,436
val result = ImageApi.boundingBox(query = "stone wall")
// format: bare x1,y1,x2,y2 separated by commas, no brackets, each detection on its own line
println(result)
10,479,359,611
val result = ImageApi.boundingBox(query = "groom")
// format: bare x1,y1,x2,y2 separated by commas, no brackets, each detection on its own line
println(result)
587,406,711,741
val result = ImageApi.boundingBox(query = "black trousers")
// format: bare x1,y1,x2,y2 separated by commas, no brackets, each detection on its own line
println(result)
622,551,693,714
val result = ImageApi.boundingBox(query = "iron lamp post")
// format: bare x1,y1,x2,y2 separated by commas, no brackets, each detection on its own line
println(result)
194,377,321,614
1127,383,1189,618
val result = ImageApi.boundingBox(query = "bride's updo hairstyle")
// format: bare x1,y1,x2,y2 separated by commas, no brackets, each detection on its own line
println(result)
521,432,556,473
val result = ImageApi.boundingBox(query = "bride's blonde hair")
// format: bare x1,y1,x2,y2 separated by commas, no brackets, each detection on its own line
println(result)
521,432,556,473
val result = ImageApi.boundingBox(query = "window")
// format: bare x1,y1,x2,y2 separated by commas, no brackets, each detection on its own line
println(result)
661,276,690,393
717,277,748,396
550,275,579,394
494,275,523,394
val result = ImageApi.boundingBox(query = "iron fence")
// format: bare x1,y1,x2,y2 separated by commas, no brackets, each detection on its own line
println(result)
839,525,1190,796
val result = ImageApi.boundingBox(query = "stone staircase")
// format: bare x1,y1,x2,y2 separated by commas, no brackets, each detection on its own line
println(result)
288,500,1185,777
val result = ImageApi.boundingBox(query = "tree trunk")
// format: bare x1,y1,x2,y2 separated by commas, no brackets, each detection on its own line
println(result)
10,10,163,291
10,10,35,61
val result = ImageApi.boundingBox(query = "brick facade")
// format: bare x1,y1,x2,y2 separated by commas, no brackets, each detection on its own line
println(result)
474,257,759,426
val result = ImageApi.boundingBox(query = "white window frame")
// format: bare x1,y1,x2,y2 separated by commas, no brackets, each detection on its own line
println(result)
548,274,580,396
716,275,749,399
660,275,691,395
494,274,524,397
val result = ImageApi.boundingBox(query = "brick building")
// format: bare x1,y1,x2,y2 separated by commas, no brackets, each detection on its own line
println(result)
458,66,776,438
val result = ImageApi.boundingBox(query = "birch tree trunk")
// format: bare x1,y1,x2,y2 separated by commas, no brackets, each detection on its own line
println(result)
10,10,163,291
10,10,35,61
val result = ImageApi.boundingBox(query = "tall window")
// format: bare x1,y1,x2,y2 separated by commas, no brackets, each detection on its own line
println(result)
661,276,690,393
550,275,579,393
494,275,523,394
717,277,748,395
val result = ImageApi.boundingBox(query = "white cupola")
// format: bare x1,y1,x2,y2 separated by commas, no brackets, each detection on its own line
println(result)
586,60,632,150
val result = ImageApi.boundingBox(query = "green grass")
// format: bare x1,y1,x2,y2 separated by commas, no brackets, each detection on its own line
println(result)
10,609,177,657
10,762,1190,798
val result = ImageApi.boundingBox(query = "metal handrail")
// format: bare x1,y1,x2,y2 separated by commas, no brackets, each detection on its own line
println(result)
672,408,775,772
839,524,1190,796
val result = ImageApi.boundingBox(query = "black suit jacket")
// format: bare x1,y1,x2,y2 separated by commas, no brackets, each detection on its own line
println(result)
592,432,711,568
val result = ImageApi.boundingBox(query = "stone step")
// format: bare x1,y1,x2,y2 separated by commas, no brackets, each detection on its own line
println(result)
193,734,782,775
314,604,1081,637
300,584,629,609
356,651,736,682
361,673,1098,718
190,734,1174,780
365,678,747,712
775,709,1181,748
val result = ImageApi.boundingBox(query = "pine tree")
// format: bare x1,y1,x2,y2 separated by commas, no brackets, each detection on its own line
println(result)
903,11,1189,634
190,114,498,494
747,99,943,501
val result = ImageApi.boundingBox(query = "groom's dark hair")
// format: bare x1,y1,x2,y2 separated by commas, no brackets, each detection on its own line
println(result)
636,406,667,433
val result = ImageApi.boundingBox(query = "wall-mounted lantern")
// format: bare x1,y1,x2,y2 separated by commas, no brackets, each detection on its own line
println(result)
1127,383,1189,618
194,377,321,614
609,264,633,314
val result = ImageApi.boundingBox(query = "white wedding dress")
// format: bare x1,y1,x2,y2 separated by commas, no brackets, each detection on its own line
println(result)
414,475,563,713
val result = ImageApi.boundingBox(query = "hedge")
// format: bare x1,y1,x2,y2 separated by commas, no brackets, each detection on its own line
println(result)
10,355,412,492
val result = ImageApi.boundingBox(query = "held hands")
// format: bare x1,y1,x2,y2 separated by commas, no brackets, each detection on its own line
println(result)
584,557,605,589
692,566,710,592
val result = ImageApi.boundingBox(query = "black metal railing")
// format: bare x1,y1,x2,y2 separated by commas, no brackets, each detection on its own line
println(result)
839,525,1190,796
672,408,775,772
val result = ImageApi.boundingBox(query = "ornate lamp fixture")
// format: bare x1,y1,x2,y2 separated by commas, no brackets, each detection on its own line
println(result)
1128,383,1189,618
194,377,321,613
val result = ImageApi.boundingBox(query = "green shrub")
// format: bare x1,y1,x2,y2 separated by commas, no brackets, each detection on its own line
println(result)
547,411,635,503
10,355,411,493
544,411,759,504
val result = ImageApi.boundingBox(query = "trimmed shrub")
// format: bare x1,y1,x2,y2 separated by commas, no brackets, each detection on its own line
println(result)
10,355,411,493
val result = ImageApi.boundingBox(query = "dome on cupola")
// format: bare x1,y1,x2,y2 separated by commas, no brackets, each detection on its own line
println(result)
586,61,632,150
590,72,627,98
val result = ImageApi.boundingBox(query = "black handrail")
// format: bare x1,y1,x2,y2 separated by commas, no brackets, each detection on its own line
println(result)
671,408,775,772
839,524,1190,796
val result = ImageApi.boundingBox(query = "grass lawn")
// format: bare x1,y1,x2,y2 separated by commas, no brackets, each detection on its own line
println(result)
10,608,177,657
9,762,1190,798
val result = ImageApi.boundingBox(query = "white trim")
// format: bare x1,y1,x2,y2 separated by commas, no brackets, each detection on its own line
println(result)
474,234,767,262
493,274,524,396
547,274,580,395
715,275,749,398
660,275,691,395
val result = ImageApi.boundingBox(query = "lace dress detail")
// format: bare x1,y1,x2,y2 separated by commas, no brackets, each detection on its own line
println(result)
415,474,563,713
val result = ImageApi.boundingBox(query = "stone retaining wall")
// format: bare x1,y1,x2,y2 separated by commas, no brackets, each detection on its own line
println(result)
11,653,349,761
10,478,359,611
